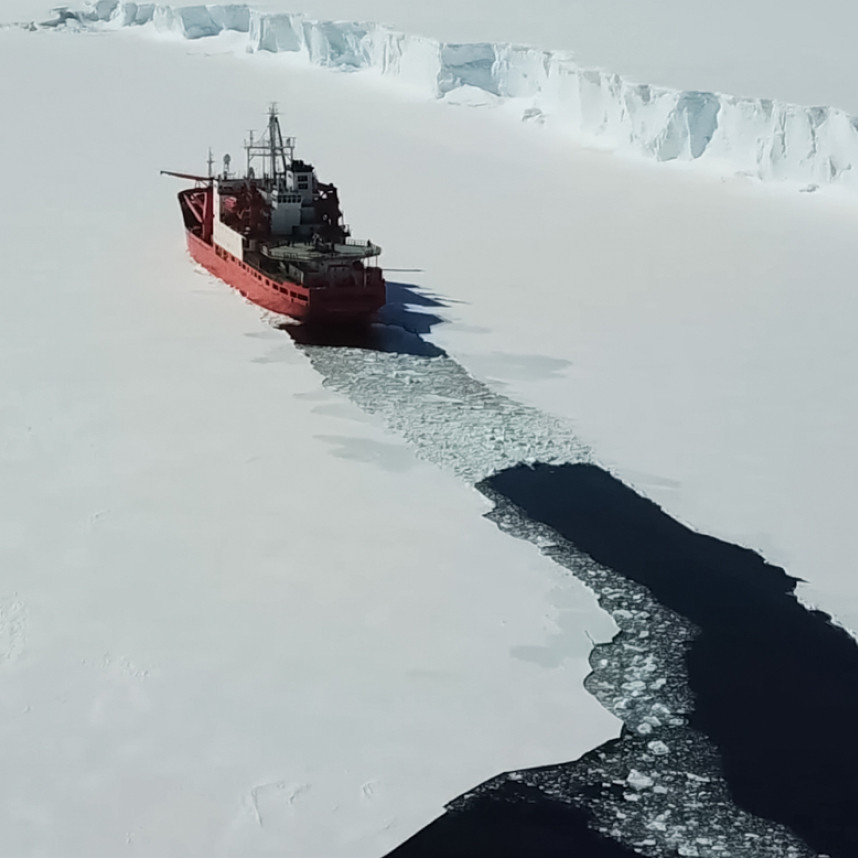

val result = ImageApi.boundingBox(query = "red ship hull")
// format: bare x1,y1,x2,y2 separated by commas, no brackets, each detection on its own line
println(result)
179,188,385,324
166,109,386,325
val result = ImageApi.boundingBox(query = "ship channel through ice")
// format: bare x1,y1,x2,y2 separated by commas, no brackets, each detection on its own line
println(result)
286,313,828,858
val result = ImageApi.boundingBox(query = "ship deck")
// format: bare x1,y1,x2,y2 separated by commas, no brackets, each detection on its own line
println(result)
260,238,381,264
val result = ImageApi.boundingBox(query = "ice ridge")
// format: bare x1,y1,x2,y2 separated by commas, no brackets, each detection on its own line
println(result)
63,2,858,188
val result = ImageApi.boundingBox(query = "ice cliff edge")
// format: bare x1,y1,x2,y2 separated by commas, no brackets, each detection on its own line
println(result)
54,1,858,189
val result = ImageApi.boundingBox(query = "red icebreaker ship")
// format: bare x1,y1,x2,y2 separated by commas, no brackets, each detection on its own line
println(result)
163,106,385,324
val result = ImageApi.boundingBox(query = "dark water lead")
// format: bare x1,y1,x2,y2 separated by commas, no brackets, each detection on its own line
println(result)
387,778,645,857
390,463,856,858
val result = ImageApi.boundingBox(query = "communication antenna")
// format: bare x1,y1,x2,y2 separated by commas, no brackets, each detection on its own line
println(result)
268,102,279,180
207,147,214,178
223,153,231,178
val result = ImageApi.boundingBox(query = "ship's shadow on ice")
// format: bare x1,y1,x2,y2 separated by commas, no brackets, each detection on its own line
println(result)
281,282,447,357
380,281,452,333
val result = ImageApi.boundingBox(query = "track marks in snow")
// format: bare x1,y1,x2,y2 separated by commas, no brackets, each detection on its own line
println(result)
0,596,26,665
84,652,155,728
250,780,313,829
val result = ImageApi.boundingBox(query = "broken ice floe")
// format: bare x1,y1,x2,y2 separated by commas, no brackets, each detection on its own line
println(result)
293,343,590,484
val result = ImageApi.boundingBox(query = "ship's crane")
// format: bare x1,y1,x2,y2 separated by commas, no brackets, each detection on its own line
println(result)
160,170,213,183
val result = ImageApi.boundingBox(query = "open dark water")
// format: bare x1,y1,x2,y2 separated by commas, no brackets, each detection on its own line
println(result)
387,779,644,858
482,464,858,858
286,288,858,857
390,463,858,858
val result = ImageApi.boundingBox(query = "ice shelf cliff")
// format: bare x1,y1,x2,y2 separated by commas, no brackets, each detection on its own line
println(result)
59,1,858,189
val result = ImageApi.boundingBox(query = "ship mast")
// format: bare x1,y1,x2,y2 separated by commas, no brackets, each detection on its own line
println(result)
268,103,294,179
268,105,278,179
243,104,295,182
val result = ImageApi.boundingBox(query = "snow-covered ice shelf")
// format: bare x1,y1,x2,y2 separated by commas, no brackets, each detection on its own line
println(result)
36,0,858,190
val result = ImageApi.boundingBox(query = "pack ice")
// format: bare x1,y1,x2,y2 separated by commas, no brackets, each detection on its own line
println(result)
56,0,858,189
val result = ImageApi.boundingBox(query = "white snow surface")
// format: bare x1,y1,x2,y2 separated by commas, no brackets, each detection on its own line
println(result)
35,0,858,190
5,4,858,856
74,14,858,637
0,28,619,858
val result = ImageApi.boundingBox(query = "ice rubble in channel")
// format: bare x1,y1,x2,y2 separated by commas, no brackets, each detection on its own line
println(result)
73,1,858,189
